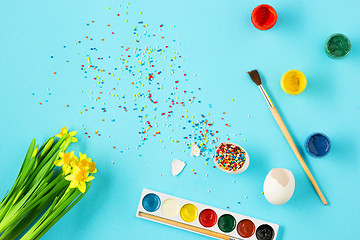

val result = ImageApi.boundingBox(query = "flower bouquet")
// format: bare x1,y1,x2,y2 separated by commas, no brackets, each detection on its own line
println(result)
0,127,97,240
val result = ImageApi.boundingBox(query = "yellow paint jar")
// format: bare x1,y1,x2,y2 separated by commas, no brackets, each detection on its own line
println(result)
280,70,307,95
180,203,198,222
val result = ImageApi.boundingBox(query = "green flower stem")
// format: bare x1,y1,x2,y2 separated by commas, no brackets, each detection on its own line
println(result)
29,135,67,184
24,174,64,211
35,185,90,240
23,178,69,221
0,180,42,232
0,189,58,240
1,175,69,234
39,137,55,159
0,173,65,233
0,139,36,222
20,188,78,240
24,183,91,240
0,134,71,237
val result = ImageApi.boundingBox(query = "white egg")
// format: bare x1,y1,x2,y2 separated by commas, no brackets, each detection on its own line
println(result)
263,168,295,205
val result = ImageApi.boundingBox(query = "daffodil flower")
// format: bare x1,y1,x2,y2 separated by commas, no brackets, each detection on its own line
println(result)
65,165,95,193
54,151,78,175
55,127,78,143
88,161,97,173
77,158,88,169
78,152,97,173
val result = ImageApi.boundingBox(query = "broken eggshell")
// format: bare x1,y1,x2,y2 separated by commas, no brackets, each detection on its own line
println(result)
171,159,186,176
190,142,200,157
263,168,295,205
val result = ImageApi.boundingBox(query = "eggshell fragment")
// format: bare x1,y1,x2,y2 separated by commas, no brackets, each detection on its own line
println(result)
171,159,186,176
190,142,200,157
263,168,295,205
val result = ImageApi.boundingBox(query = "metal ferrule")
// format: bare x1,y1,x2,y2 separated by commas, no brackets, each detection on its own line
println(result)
259,85,273,108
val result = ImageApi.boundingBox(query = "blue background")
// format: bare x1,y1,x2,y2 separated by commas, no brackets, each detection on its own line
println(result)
1,0,360,239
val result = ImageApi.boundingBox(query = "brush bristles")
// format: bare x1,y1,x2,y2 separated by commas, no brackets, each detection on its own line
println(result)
247,70,262,86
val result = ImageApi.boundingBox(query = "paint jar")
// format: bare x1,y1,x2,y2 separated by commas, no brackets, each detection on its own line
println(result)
305,133,331,157
251,4,277,30
280,70,307,95
214,142,250,174
325,33,351,59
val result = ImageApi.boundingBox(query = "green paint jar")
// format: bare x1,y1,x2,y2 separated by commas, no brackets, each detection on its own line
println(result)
325,33,351,59
218,214,236,233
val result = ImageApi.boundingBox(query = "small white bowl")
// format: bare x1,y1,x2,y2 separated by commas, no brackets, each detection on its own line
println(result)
213,142,250,174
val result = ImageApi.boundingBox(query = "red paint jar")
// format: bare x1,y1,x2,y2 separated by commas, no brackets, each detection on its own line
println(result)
199,209,217,228
251,4,277,30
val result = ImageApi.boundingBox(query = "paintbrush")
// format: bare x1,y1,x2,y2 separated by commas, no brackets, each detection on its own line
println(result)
139,212,241,240
247,70,327,205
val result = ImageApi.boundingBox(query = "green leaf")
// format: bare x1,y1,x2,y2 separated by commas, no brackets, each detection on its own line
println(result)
40,137,54,158
27,185,90,240
0,139,36,223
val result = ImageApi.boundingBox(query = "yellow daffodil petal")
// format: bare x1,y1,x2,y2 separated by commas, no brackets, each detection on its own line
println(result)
65,174,75,181
59,152,65,159
62,164,71,175
73,165,81,174
54,159,64,167
90,168,97,174
71,137,78,143
69,179,79,189
87,157,93,163
78,181,86,193
69,131,77,137
55,133,63,138
71,160,79,167
79,152,87,160
62,152,74,165
85,176,95,182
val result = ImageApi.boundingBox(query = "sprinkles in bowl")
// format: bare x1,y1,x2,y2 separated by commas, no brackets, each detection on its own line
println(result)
214,142,249,174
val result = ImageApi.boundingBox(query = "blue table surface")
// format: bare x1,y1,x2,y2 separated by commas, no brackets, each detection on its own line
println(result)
1,0,360,239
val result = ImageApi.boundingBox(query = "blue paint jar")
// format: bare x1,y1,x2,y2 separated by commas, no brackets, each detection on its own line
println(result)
142,193,161,212
305,133,331,157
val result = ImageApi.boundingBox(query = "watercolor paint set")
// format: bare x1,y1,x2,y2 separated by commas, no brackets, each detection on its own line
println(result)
137,189,279,240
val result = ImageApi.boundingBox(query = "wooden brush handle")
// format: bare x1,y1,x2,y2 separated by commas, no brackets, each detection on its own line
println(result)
139,212,232,240
270,106,328,205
